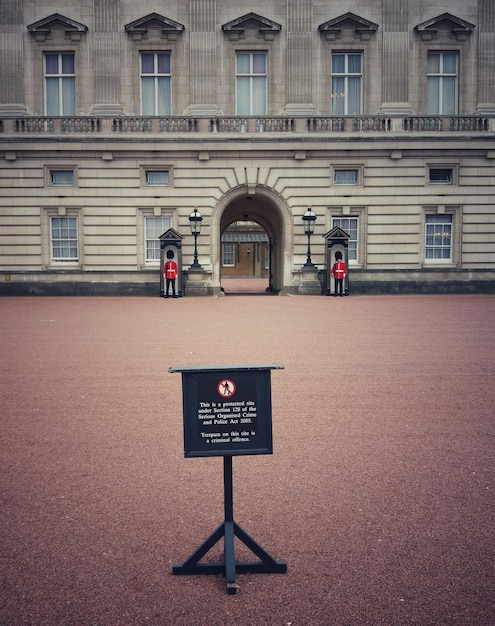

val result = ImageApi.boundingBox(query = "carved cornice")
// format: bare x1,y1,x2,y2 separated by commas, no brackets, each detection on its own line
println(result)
27,13,88,42
414,13,475,42
319,12,379,42
124,13,185,42
222,13,282,42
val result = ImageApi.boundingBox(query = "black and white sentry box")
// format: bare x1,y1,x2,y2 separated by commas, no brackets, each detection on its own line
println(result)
169,364,283,458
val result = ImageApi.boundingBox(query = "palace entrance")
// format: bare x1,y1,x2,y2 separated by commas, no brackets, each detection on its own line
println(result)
212,187,291,295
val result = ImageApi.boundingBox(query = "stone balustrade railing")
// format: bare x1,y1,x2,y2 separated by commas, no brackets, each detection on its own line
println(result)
1,115,493,135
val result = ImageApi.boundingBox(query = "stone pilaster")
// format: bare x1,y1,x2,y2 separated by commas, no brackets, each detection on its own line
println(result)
477,0,495,114
284,0,316,115
0,0,26,114
186,0,218,115
92,0,122,114
380,0,412,115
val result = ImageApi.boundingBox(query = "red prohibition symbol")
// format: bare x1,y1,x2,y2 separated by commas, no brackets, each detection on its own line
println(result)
217,379,236,398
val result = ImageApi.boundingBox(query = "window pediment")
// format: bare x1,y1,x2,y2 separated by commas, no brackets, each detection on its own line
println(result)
27,13,88,42
159,228,184,242
415,13,475,42
319,13,379,42
323,226,351,241
222,13,282,41
124,13,185,42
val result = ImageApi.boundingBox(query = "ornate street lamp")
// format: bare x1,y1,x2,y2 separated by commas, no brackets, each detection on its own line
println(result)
188,207,203,269
302,206,317,268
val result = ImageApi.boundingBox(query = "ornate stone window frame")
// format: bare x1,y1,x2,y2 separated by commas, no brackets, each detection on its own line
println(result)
222,13,282,115
125,15,185,116
41,206,82,270
137,207,176,269
427,163,459,186
414,13,476,114
140,164,173,188
421,205,462,268
318,13,379,116
328,205,368,268
27,15,87,116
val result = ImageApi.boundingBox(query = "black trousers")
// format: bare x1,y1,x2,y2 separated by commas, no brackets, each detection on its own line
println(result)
166,278,176,296
334,278,344,295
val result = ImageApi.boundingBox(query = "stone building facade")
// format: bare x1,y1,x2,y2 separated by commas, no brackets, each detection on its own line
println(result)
0,0,494,295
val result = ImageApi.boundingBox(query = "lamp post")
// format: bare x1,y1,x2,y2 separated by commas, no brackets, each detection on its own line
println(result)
188,207,203,269
302,206,317,268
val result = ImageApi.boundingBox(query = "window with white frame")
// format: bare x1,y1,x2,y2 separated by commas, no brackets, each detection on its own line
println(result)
50,216,78,262
222,242,235,267
427,52,458,115
140,165,172,187
236,52,267,115
425,214,453,262
334,169,359,185
332,217,359,261
145,216,172,262
50,169,75,186
140,52,171,115
331,53,362,115
44,53,76,115
145,170,169,186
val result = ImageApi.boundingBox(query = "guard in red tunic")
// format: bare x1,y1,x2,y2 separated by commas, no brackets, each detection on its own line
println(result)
330,251,347,297
164,250,179,298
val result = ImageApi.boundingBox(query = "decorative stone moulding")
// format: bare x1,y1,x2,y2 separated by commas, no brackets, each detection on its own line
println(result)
124,13,185,42
222,13,282,42
27,13,88,42
414,13,476,42
318,12,379,42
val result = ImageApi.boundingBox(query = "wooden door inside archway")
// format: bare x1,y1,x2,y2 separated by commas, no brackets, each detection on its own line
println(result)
221,221,269,277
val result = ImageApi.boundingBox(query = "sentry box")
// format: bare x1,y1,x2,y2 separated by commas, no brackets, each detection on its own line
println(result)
169,364,283,458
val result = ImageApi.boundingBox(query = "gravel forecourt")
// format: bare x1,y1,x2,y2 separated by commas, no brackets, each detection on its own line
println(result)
1,294,494,626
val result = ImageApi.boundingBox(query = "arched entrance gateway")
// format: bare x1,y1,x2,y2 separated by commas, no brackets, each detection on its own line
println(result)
211,186,293,295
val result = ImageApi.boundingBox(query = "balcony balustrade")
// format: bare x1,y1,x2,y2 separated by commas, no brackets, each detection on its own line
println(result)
1,114,492,136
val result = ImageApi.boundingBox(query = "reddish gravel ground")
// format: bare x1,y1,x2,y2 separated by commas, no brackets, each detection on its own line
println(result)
1,293,494,626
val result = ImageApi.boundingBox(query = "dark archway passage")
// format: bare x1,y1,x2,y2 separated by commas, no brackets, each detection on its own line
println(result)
220,219,271,294
215,188,289,295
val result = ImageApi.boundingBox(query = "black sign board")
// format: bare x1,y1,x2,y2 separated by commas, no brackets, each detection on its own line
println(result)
169,364,283,457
